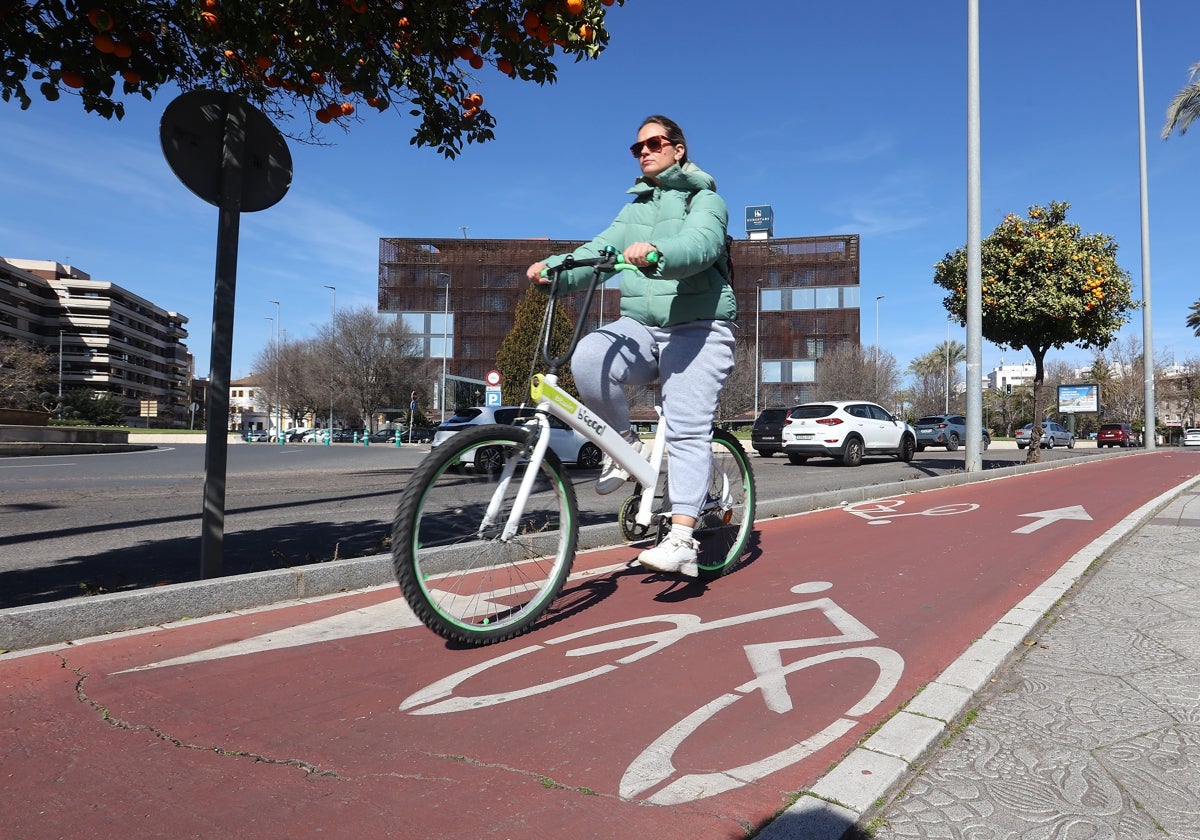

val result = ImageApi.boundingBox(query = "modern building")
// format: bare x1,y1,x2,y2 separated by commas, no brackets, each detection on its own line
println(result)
377,232,862,410
1,258,191,425
986,360,1036,393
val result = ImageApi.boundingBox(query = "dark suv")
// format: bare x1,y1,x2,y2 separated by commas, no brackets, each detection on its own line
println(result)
751,407,791,457
1097,422,1140,448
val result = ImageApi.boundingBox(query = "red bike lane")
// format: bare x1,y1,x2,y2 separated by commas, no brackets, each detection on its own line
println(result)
4,451,1196,839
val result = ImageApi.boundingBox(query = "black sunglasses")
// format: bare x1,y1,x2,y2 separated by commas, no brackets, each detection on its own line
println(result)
629,135,675,157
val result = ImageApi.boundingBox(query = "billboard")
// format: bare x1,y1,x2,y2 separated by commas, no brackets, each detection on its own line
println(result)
745,205,773,235
1057,383,1099,414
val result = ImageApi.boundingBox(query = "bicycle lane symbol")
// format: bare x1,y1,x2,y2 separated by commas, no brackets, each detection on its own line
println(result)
842,497,980,524
400,581,905,806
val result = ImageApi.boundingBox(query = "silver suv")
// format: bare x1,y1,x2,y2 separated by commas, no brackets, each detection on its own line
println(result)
781,400,917,467
1015,421,1075,450
914,414,991,451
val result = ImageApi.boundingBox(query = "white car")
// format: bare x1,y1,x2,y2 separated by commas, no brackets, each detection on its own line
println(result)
430,406,603,469
781,400,917,467
1184,428,1200,447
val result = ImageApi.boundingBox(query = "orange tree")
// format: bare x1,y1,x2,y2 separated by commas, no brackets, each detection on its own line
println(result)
933,201,1138,461
0,0,626,156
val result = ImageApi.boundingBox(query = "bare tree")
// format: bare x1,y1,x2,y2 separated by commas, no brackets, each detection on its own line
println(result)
0,338,55,412
717,339,758,422
325,305,422,430
815,343,898,405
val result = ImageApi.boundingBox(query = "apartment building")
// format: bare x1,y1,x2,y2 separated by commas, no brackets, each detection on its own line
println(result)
0,258,190,426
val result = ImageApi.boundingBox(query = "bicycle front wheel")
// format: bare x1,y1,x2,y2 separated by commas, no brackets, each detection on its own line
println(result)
392,424,579,645
693,428,756,580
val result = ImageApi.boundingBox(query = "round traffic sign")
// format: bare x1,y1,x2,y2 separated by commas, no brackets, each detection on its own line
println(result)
485,369,502,386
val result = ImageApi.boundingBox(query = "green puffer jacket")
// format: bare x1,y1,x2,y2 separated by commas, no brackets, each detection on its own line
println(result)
543,161,736,327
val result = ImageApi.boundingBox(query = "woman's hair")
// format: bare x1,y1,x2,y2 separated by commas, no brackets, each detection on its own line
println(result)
640,114,688,164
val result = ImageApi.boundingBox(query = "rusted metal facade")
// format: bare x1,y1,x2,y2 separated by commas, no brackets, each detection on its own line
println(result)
378,233,860,408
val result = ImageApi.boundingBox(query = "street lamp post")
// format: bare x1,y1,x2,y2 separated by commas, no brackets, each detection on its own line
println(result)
944,319,950,414
874,295,885,400
324,285,336,445
263,316,273,436
437,273,451,423
57,328,65,406
754,279,762,418
268,299,281,440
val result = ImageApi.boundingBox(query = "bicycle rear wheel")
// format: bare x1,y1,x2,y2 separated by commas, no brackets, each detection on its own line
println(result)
392,424,578,645
683,428,756,580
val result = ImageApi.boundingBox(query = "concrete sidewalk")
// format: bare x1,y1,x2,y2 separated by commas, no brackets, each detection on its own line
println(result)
760,470,1200,839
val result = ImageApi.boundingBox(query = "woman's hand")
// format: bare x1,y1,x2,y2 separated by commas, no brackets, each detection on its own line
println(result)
623,242,658,268
527,261,550,284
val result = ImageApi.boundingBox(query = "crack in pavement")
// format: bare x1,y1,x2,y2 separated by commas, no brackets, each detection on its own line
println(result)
62,654,343,781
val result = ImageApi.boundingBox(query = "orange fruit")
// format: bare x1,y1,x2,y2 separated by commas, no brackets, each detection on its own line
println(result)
579,23,595,41
497,58,514,75
256,55,272,70
121,69,140,84
61,70,85,88
340,101,354,115
93,33,116,53
87,9,114,31
468,92,483,107
112,41,131,58
201,11,218,29
468,53,483,69
566,0,584,13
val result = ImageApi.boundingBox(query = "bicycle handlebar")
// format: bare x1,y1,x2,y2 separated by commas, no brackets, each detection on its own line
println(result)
536,248,658,373
539,248,658,280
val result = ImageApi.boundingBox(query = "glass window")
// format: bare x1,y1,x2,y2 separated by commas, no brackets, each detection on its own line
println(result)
761,289,783,312
792,360,816,383
791,288,816,310
762,361,783,383
842,286,860,309
815,287,840,310
400,313,425,333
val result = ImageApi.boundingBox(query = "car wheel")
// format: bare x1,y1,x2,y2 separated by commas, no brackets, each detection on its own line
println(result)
787,453,809,465
898,435,916,463
841,436,864,467
1067,437,1075,449
474,445,505,474
757,449,775,458
982,435,991,451
1045,436,1054,449
575,442,602,470
946,433,959,452
1017,443,1026,450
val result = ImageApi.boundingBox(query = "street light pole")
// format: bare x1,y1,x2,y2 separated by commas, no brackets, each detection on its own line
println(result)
57,328,64,404
324,285,336,445
944,319,950,414
754,279,762,418
438,273,451,423
874,295,885,401
268,299,281,439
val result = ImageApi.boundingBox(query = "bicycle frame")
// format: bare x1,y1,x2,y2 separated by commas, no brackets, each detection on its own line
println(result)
493,250,668,541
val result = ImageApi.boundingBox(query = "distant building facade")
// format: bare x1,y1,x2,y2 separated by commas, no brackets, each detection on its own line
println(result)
377,234,861,410
1,258,190,426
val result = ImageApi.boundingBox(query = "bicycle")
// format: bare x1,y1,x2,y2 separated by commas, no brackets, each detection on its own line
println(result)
391,248,756,645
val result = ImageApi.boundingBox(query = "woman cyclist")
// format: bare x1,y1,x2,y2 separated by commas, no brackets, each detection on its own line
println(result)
526,115,736,577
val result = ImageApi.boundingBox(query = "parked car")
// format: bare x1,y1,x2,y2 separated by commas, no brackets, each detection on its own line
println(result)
750,407,791,457
913,414,990,452
243,429,269,442
430,406,603,469
1096,422,1140,448
780,400,916,467
286,427,311,442
1015,421,1075,449
1183,428,1200,447
331,429,361,443
301,429,328,443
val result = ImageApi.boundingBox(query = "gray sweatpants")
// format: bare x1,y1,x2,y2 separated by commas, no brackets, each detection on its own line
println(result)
571,317,736,519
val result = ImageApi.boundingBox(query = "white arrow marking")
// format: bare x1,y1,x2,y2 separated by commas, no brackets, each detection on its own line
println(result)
1013,504,1093,534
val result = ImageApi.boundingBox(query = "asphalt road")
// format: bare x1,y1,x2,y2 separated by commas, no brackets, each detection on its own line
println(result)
0,439,1098,609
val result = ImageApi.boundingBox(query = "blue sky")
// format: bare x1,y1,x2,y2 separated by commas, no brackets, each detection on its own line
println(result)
2,1,1198,383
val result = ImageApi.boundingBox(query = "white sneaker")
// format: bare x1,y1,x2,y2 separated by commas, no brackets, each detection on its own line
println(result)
595,437,643,495
638,534,699,577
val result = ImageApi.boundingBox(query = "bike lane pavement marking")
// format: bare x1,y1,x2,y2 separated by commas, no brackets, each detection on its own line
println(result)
3,451,1195,839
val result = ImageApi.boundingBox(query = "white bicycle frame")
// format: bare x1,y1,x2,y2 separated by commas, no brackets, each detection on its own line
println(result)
492,372,666,542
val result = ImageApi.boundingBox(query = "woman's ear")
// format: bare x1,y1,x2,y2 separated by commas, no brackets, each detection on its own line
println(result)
674,144,685,162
